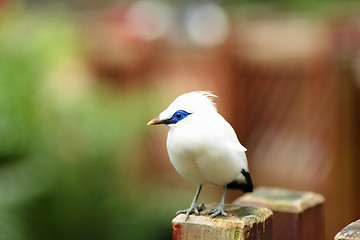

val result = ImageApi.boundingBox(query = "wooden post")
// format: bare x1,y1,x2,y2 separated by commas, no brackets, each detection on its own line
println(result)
172,204,273,240
233,187,325,240
334,219,360,240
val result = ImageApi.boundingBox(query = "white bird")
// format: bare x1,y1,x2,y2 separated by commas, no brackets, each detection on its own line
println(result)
147,91,253,220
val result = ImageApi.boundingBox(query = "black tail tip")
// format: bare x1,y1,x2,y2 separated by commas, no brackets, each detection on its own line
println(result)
226,169,253,192
227,181,253,192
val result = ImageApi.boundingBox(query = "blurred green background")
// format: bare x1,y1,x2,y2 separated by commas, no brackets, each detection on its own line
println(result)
0,0,359,239
0,3,178,239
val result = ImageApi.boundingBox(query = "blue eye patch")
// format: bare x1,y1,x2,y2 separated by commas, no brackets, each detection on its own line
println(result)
163,110,192,125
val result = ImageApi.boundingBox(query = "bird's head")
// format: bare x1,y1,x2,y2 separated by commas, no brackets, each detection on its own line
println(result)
147,91,218,127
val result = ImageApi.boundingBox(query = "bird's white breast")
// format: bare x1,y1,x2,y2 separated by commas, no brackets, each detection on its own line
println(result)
166,112,248,186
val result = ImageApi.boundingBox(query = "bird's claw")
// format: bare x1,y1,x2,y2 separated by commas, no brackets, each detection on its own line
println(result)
206,205,227,218
176,203,205,220
210,209,227,218
196,203,205,211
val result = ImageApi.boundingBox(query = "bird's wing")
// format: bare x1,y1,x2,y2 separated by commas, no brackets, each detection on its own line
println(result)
226,141,247,152
211,114,247,152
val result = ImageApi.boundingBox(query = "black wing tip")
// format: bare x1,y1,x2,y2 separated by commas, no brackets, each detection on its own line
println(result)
226,169,253,192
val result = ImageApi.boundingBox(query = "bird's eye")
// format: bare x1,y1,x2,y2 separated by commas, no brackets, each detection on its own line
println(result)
168,110,191,124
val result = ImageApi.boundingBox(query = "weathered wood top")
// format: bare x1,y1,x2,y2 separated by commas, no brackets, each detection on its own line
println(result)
233,186,324,213
335,219,360,240
172,204,273,240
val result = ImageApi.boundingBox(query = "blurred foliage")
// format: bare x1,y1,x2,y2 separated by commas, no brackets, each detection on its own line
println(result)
0,5,176,240
21,0,360,13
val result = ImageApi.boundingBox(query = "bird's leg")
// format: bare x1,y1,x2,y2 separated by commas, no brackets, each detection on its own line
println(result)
176,185,204,220
207,185,227,218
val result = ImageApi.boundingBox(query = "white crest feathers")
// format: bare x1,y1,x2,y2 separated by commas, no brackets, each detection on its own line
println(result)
159,90,218,120
189,90,218,110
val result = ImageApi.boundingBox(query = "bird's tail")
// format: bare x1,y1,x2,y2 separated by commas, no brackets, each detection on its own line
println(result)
227,169,253,192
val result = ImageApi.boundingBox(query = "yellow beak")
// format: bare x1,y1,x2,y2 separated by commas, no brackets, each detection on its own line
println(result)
147,116,163,125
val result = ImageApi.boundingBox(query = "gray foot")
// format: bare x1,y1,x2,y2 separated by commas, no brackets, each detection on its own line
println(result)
206,204,227,218
176,203,205,220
